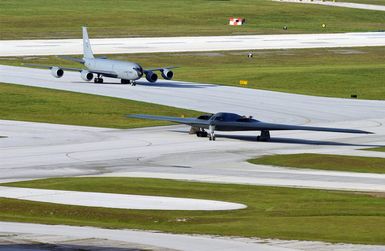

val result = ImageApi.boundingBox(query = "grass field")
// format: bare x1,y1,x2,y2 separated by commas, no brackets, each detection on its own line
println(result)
0,83,201,128
1,177,385,244
0,0,384,39
248,153,385,173
363,146,385,152
1,46,384,100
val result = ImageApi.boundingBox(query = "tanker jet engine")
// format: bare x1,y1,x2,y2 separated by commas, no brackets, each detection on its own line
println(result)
26,27,176,85
128,112,372,141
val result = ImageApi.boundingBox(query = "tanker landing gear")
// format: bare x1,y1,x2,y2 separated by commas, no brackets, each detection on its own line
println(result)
257,130,270,142
94,75,103,83
121,79,136,86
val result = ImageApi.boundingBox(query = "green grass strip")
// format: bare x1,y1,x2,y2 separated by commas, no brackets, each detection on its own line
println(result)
1,177,385,244
248,153,385,173
1,0,384,39
0,83,201,128
363,146,385,152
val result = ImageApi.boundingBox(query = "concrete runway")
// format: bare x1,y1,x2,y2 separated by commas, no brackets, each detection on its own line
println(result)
1,32,384,56
274,0,385,11
1,119,385,192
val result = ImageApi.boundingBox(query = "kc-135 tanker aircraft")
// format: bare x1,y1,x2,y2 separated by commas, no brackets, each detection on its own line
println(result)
27,27,176,85
129,112,372,141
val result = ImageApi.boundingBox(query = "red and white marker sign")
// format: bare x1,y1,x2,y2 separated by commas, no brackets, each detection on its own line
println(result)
229,17,245,26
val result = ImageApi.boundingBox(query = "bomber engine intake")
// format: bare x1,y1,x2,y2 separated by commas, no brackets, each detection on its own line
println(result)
145,71,158,82
161,69,174,80
80,70,94,81
51,67,64,78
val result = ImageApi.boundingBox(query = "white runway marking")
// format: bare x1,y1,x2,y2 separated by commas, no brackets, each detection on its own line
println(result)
1,32,384,56
0,186,246,210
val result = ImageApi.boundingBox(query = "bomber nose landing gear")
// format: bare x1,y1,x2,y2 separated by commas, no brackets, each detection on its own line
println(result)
208,125,216,141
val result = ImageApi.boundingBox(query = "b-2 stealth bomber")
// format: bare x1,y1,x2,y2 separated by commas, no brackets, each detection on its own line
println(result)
129,112,372,141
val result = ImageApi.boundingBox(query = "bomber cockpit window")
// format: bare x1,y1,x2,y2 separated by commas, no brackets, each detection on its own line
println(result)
215,116,224,121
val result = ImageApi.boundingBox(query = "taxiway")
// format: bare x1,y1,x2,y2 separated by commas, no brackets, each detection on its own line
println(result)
2,222,384,251
1,119,385,192
0,32,384,57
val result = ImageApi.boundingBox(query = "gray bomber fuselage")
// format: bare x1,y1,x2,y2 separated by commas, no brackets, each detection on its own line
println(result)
84,58,143,80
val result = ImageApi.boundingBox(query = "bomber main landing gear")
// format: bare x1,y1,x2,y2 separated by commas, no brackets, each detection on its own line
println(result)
191,127,208,138
257,130,270,142
196,130,208,138
193,127,212,139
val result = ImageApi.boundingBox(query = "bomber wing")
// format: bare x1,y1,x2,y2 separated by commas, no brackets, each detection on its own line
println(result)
244,121,372,134
128,114,210,128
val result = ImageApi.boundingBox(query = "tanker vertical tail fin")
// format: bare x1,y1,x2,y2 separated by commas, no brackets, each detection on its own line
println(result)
82,27,94,59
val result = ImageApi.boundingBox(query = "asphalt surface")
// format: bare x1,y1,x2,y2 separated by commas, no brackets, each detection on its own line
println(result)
1,32,385,56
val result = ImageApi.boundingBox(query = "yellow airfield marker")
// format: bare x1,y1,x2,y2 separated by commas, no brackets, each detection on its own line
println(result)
240,80,248,85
